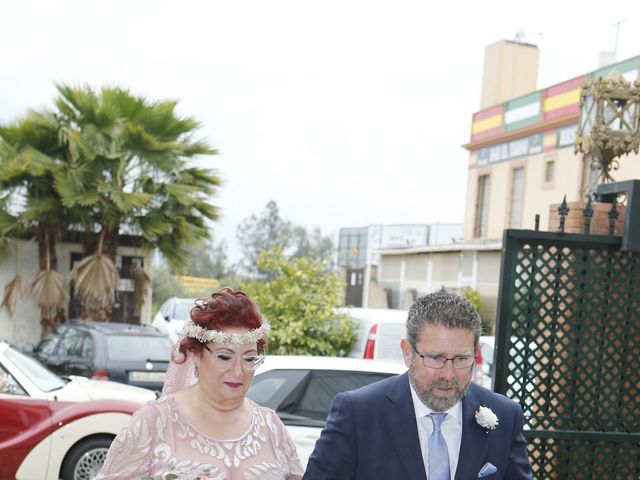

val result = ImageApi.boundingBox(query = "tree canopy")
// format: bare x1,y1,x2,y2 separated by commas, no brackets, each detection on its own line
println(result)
0,84,221,324
236,200,335,277
242,248,356,356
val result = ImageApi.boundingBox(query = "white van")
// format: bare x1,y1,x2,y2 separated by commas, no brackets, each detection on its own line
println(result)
340,308,408,363
341,308,490,388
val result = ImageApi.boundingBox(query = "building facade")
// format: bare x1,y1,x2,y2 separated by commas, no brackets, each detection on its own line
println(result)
464,45,640,242
371,41,640,330
338,223,462,308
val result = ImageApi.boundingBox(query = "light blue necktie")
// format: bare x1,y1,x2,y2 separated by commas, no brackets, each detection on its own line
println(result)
428,413,451,480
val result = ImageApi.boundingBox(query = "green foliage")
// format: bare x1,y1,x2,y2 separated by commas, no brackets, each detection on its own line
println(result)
242,248,356,356
0,83,222,323
52,84,221,266
461,286,492,335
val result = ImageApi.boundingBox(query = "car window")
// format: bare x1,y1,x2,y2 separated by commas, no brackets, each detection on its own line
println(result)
0,365,27,396
59,330,93,358
5,347,66,392
37,332,61,356
105,335,172,362
247,369,309,409
78,333,94,359
292,371,391,421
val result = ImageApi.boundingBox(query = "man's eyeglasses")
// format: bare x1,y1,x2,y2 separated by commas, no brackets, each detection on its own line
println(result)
204,346,265,371
411,344,476,369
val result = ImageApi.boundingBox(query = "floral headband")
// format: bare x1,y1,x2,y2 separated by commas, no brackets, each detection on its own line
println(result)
182,318,270,346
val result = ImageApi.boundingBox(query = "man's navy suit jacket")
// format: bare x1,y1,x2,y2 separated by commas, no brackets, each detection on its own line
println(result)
303,372,532,480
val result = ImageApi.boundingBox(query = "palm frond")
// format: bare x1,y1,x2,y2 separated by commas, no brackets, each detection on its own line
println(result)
2,274,27,317
69,254,119,311
22,198,64,219
192,201,220,221
164,183,199,204
0,210,19,231
134,212,173,239
66,128,97,162
53,164,102,208
107,190,152,213
31,269,69,319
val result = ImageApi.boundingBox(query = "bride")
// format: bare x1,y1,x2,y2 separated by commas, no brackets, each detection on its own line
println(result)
98,288,303,480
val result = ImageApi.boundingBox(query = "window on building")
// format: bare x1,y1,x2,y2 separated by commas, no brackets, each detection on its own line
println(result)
338,227,368,268
544,160,555,183
509,167,525,228
474,175,490,238
460,251,474,279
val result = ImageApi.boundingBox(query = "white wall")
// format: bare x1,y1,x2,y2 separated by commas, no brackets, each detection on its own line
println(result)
0,239,153,346
0,239,42,346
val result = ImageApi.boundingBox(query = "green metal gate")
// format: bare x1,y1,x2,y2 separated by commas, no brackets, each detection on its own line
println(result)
494,228,639,479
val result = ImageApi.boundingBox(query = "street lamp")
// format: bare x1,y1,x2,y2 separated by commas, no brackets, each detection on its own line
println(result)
575,70,640,186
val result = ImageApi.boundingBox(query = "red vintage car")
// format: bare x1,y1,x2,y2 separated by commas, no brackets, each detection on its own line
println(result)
0,340,154,480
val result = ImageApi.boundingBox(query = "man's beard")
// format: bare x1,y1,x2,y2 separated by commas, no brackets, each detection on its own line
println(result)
408,361,470,412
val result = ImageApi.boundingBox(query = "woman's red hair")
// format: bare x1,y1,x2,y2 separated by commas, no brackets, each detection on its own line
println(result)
178,288,267,357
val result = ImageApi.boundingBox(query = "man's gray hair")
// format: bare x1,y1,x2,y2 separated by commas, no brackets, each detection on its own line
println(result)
406,291,482,346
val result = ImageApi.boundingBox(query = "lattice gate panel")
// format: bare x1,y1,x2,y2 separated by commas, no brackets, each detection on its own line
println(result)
495,230,640,479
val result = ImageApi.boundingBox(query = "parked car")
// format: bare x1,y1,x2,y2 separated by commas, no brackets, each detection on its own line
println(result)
340,307,407,362
31,320,173,392
152,297,195,343
246,355,406,468
0,339,154,480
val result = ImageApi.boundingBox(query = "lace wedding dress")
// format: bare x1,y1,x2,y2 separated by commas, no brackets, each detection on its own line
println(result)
97,395,303,480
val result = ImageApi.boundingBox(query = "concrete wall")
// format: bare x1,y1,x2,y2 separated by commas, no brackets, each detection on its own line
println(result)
0,239,153,347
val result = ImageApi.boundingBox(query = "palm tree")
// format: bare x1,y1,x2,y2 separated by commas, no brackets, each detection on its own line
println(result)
0,110,70,333
52,84,220,320
1,84,221,327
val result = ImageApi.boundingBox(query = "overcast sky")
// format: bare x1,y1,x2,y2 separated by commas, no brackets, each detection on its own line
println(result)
2,1,640,263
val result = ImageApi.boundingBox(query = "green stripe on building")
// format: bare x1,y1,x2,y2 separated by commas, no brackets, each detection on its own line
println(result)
590,57,640,79
505,92,541,132
507,91,542,110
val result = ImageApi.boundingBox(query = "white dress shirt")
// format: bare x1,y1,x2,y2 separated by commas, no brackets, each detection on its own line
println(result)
409,381,463,480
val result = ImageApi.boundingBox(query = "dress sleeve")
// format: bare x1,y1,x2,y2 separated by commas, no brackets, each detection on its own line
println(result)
268,409,304,480
97,403,158,480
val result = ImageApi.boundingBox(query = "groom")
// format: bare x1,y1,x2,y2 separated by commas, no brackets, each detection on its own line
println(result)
303,292,532,479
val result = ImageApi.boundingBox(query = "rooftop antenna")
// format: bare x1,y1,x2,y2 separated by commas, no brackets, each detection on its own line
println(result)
612,19,626,61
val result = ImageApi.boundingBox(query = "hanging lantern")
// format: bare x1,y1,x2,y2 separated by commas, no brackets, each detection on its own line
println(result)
575,70,640,184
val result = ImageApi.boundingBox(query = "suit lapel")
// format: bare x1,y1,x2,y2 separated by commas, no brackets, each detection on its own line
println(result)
455,384,490,480
384,373,427,479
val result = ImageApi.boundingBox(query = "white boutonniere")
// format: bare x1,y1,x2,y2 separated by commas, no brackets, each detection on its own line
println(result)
475,406,499,432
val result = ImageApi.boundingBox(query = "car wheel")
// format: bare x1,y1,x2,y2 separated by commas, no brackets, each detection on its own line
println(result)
61,436,112,480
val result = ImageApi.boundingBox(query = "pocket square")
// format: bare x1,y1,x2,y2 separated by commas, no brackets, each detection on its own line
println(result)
478,462,497,477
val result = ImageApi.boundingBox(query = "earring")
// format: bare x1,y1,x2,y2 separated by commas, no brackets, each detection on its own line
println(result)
194,363,199,378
